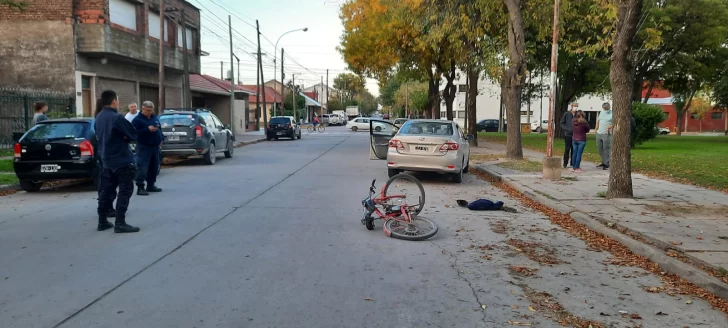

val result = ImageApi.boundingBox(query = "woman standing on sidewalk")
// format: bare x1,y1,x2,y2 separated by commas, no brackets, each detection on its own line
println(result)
571,110,590,172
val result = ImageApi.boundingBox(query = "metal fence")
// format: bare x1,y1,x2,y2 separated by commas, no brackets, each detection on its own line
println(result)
0,88,76,150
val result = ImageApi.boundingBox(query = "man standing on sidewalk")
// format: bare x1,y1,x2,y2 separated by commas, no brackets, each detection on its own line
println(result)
131,101,163,196
595,102,613,170
559,104,576,168
95,90,141,233
125,103,139,122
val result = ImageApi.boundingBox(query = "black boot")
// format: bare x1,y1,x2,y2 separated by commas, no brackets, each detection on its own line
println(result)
146,185,162,192
97,217,114,231
114,217,140,233
137,184,149,196
106,208,116,218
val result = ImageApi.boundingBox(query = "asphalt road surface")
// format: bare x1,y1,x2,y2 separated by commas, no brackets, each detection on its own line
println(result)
1,126,725,327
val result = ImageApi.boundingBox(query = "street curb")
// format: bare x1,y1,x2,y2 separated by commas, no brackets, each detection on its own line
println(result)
0,179,89,195
233,138,266,148
473,164,728,300
0,183,20,192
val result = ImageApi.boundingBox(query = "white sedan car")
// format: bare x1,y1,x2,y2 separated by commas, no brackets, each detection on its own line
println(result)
347,117,386,132
369,119,473,183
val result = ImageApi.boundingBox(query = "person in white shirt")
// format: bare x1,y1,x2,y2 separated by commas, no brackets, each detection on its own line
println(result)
595,102,613,170
125,103,139,122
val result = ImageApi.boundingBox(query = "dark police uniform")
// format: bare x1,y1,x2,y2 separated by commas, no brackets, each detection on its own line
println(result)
95,107,137,225
131,113,163,191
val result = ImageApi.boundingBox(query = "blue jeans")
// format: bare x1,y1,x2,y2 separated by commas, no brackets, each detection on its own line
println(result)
135,144,160,187
571,141,586,169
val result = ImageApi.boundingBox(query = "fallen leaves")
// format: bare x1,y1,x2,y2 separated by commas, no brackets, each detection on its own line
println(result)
471,168,728,316
509,265,539,276
506,239,563,265
670,241,683,245
507,320,532,326
520,286,606,328
490,220,509,234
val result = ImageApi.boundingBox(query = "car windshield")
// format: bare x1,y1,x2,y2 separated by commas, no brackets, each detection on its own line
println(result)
270,117,291,124
24,122,90,141
399,122,453,136
160,114,196,127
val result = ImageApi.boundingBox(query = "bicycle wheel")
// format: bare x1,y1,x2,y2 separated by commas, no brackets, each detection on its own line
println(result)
307,126,314,133
317,125,326,133
383,173,425,216
384,216,438,241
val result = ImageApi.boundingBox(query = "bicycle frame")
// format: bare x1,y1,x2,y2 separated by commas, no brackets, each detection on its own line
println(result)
362,183,414,225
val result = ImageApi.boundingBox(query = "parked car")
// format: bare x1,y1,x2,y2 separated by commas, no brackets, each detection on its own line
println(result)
369,119,473,183
347,117,387,132
656,126,670,135
531,120,548,132
13,118,101,192
323,114,342,126
159,109,234,165
266,116,301,140
382,113,390,120
476,119,506,132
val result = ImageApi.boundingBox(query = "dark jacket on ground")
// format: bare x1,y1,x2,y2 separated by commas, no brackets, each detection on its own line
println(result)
572,119,591,142
131,113,163,147
560,111,575,137
95,107,137,170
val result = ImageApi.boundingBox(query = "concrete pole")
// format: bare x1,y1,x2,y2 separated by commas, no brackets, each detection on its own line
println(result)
257,20,268,128
181,10,190,108
280,48,285,117
546,0,560,157
157,0,165,114
228,15,235,133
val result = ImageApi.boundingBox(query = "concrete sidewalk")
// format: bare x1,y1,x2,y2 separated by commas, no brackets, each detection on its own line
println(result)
472,142,728,298
235,130,266,146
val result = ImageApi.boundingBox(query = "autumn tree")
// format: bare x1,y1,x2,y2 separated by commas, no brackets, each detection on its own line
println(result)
607,0,643,199
333,73,366,100
394,81,429,117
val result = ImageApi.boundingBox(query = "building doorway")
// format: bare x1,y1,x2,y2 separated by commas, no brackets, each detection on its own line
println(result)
81,76,93,116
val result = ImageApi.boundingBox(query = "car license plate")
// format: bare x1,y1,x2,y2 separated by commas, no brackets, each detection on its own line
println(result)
412,145,429,152
277,132,283,136
41,164,60,173
168,135,180,141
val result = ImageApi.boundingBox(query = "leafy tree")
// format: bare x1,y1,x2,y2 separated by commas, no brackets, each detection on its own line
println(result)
394,82,428,116
357,91,378,115
378,77,401,108
631,102,666,147
333,73,366,100
327,98,343,113
0,0,26,10
607,0,644,199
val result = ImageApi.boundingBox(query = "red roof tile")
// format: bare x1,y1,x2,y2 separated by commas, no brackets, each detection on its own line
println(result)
243,85,282,104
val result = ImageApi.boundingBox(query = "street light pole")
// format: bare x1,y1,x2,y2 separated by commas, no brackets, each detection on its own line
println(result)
273,27,308,116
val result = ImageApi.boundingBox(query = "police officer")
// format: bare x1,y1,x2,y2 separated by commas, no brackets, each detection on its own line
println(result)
131,101,163,195
95,90,141,233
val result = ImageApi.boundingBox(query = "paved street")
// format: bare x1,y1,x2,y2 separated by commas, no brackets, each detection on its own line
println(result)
1,126,726,328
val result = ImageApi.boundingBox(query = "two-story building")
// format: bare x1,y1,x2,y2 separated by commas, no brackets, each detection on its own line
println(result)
0,0,201,116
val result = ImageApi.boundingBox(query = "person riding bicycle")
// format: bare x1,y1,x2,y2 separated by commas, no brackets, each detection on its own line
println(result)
312,115,320,129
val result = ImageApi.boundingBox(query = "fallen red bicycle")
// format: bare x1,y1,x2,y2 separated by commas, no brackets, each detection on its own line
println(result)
360,173,438,241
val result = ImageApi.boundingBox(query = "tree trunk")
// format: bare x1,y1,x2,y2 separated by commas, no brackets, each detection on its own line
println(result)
632,74,644,103
503,0,525,159
642,80,656,103
427,74,439,119
443,60,457,121
675,109,683,136
467,65,479,147
606,0,643,199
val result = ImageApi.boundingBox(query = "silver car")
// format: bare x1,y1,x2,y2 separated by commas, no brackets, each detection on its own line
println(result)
369,119,473,183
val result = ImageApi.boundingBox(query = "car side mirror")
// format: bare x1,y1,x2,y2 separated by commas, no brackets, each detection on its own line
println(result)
466,134,474,140
223,125,230,130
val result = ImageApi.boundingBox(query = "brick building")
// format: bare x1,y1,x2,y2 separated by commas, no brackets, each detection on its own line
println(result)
643,87,728,133
0,0,201,116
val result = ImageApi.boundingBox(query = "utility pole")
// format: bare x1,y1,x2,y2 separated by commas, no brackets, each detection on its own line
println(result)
157,0,165,114
180,10,190,108
255,48,260,130
321,76,324,113
540,69,544,133
292,74,296,121
257,20,268,127
527,70,532,127
405,82,409,117
546,0,560,158
234,54,240,84
228,15,235,134
220,61,223,80
280,48,285,117
326,69,329,113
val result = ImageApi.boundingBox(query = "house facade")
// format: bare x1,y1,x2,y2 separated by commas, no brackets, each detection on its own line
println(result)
302,83,336,110
0,0,201,116
188,74,255,133
643,87,727,133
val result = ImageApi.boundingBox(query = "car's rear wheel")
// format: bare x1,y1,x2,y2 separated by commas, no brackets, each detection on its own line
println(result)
452,160,464,183
375,126,382,132
463,158,470,173
224,139,234,158
351,126,358,132
19,179,42,192
204,143,216,165
297,130,302,139
387,168,400,178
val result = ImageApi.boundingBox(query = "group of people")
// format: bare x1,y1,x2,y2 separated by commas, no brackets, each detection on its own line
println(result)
93,90,164,233
559,102,618,172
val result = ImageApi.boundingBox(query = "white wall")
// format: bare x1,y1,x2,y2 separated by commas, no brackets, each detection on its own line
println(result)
440,71,612,126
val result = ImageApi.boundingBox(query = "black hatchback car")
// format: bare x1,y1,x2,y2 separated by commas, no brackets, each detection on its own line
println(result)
13,118,101,192
476,119,507,132
266,116,301,140
159,109,235,165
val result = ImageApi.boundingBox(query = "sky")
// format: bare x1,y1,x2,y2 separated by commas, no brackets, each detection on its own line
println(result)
191,0,380,96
